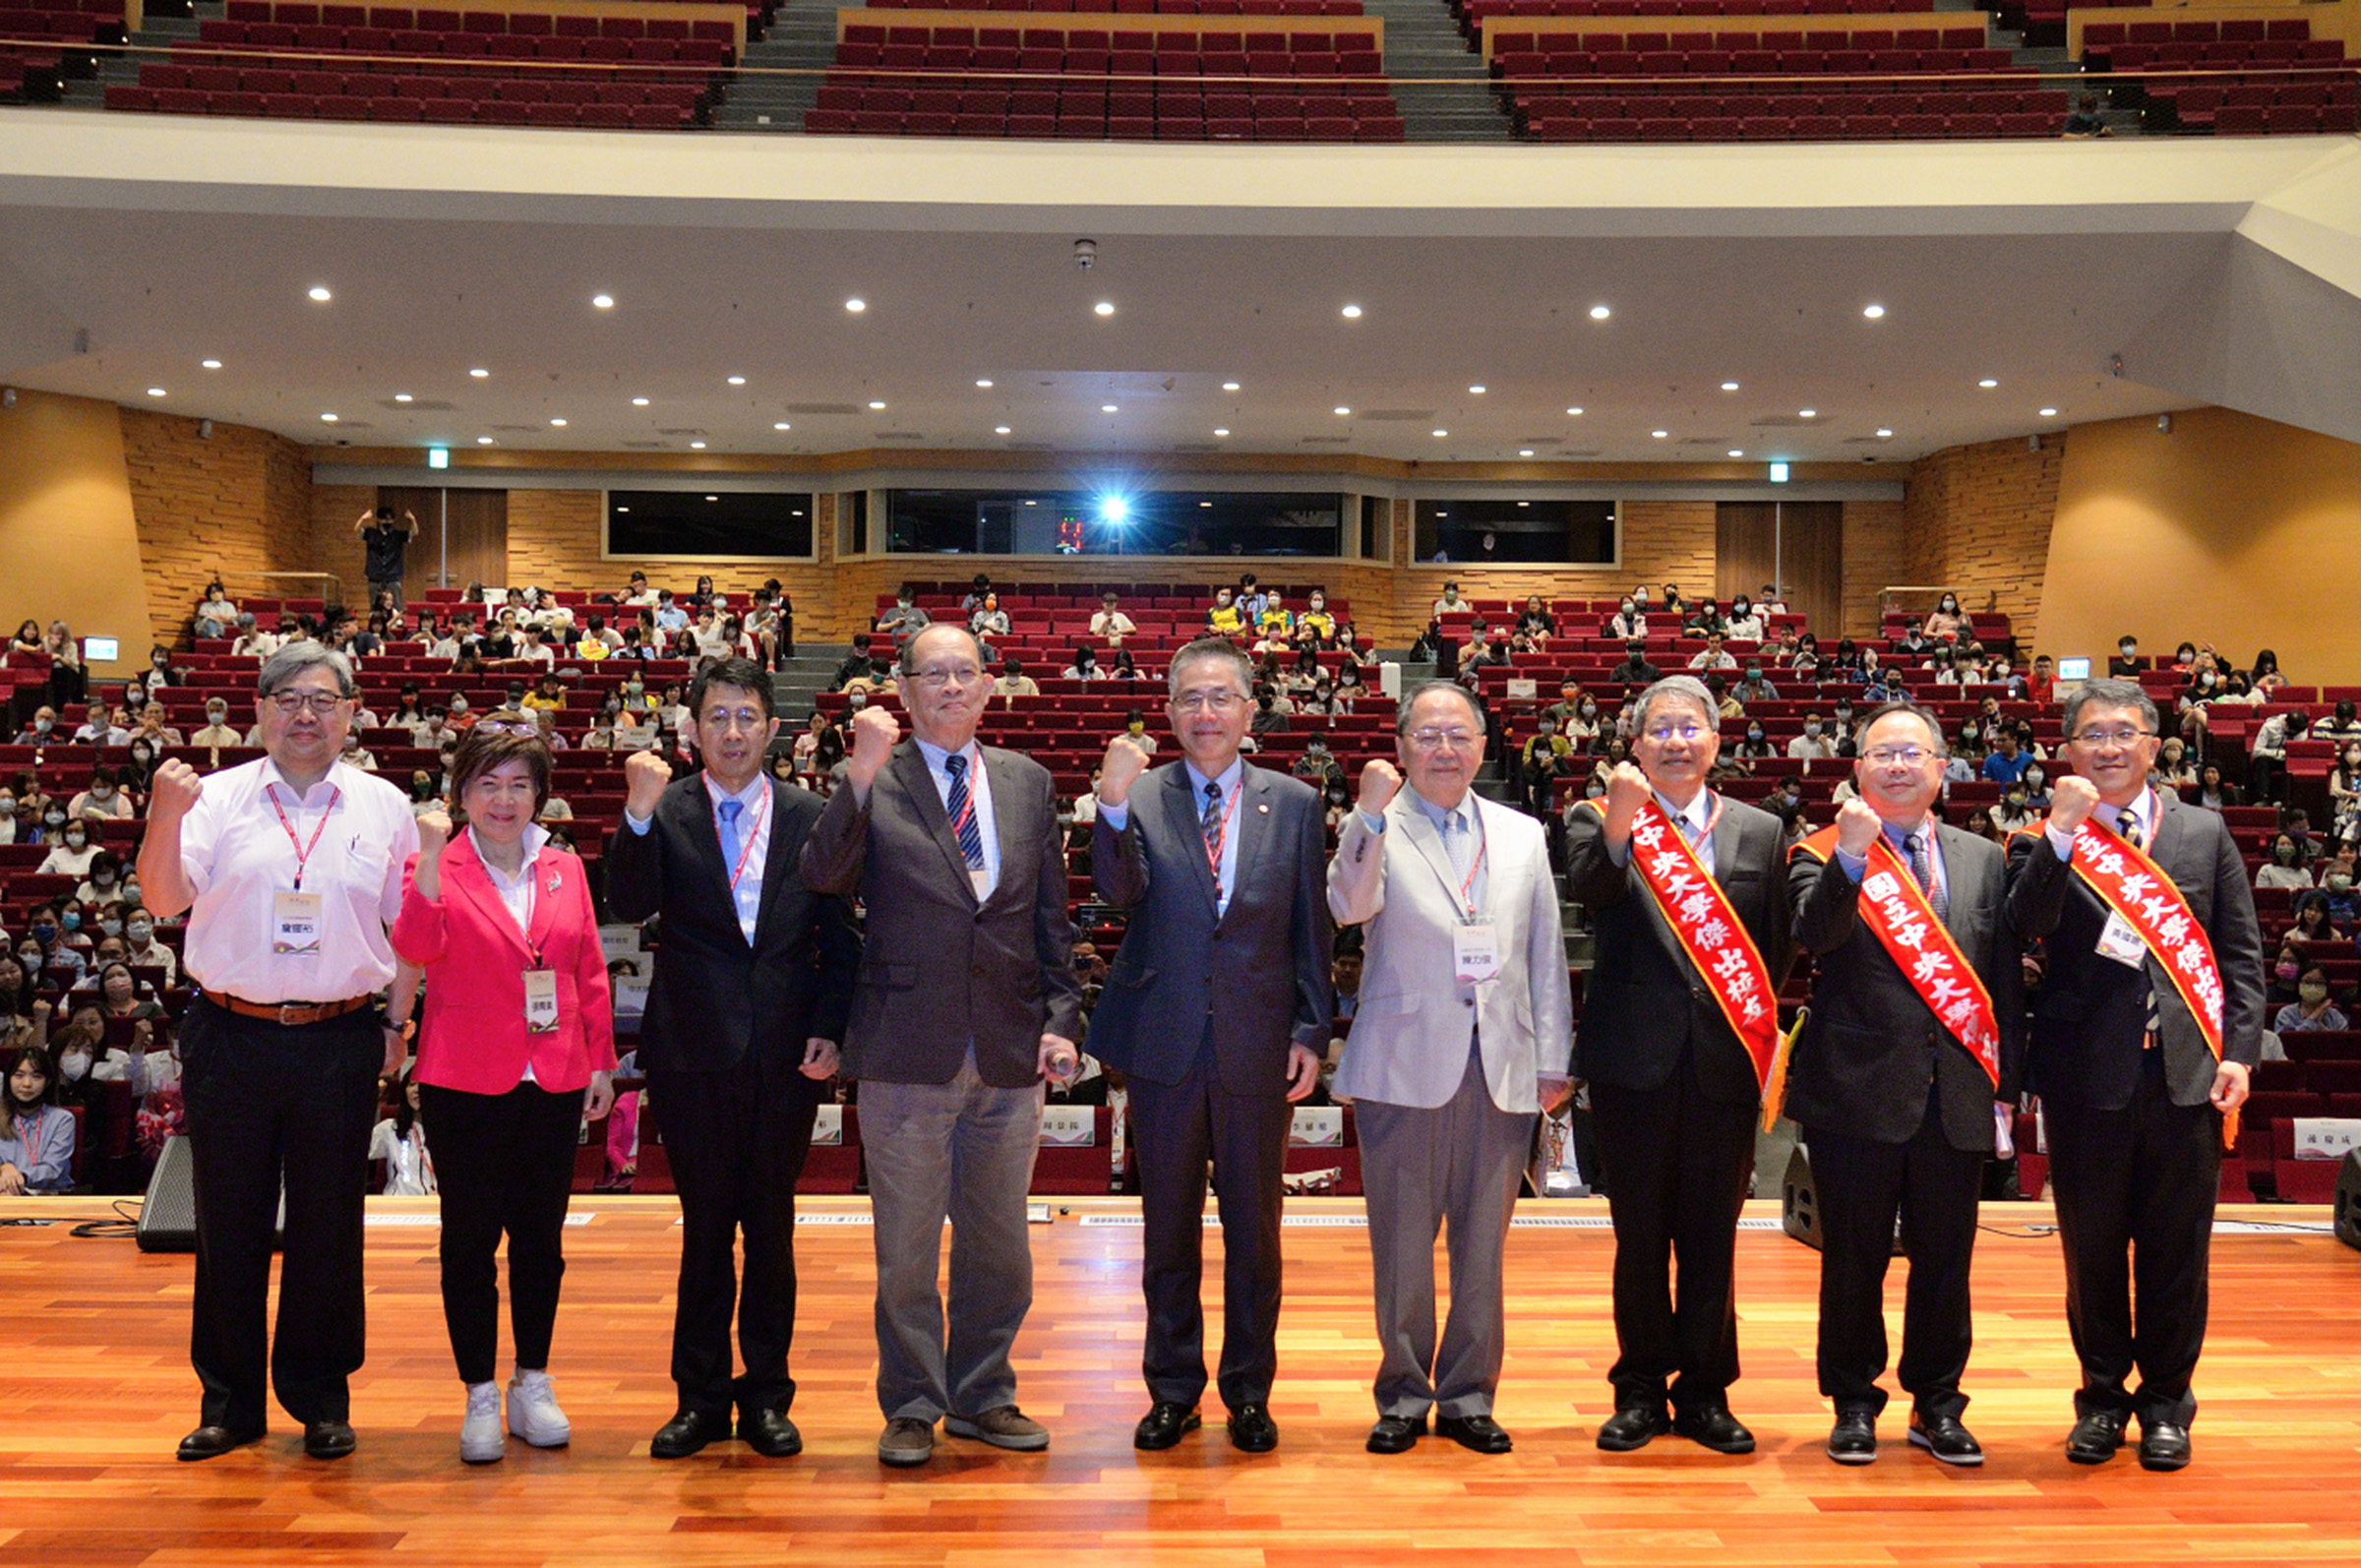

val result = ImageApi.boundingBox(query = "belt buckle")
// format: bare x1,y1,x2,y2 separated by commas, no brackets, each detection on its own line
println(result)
278,1002,312,1026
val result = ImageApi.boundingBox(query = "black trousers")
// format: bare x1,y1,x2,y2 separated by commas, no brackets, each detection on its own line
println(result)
2044,1063,2221,1428
1591,1051,1758,1415
417,1079,585,1387
649,1049,817,1420
180,997,383,1429
1128,1043,1293,1411
1806,1096,1985,1421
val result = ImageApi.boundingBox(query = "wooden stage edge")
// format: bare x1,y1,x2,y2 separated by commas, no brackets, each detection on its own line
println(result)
4,1195,2358,1568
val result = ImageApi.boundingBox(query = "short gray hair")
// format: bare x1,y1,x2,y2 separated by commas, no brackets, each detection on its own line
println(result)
2061,676,2160,738
898,623,986,677
1396,680,1485,737
1632,676,1718,737
256,640,354,698
1167,636,1255,699
1859,700,1949,755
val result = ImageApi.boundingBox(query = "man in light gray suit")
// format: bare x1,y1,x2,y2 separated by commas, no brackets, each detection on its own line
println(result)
1327,680,1573,1456
801,624,1084,1470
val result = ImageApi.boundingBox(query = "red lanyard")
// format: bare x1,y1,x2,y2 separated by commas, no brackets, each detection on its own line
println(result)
709,777,770,893
1453,814,1489,920
17,1107,47,1174
266,782,339,890
1203,777,1244,889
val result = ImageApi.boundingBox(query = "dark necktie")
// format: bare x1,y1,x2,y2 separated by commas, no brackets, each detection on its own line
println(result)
943,754,986,871
2120,807,2162,1040
1907,829,1948,922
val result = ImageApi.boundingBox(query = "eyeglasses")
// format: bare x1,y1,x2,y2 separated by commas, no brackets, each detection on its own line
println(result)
699,709,768,734
908,665,983,690
1172,691,1247,713
1863,746,1940,766
265,692,345,716
1407,727,1481,752
476,717,539,736
2073,727,2154,749
1644,724,1707,744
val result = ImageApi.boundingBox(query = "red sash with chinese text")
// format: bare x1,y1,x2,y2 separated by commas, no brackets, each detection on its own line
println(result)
1792,825,2003,1089
1587,796,1782,1092
2049,815,2226,1059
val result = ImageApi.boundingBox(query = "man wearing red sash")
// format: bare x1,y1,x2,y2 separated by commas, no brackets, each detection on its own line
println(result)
1566,676,1793,1455
1786,702,2022,1468
2005,678,2261,1473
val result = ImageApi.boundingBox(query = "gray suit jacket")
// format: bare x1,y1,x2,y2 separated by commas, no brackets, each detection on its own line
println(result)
1325,789,1571,1114
1084,760,1331,1093
800,741,1082,1089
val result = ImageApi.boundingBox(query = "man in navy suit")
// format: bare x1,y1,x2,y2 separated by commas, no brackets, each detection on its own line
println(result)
1086,637,1331,1454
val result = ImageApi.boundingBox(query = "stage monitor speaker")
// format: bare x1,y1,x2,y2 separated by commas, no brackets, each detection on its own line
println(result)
136,1135,284,1254
2335,1150,2361,1252
1782,1144,1822,1251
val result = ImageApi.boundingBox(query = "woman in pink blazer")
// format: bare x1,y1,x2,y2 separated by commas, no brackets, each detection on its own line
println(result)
392,724,616,1465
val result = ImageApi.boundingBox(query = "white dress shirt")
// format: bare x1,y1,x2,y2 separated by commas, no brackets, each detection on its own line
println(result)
177,756,418,1003
1098,758,1243,918
2047,785,2156,862
915,736,1001,899
622,773,769,941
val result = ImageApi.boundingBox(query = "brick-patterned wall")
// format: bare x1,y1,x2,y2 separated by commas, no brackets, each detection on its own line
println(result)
305,484,375,597
1900,435,2064,650
120,410,314,649
1841,499,1907,640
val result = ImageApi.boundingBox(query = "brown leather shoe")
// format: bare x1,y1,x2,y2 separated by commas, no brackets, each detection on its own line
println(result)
878,1417,937,1467
944,1405,1050,1451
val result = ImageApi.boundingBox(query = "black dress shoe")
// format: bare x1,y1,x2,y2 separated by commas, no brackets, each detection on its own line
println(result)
1596,1407,1672,1452
1827,1411,1878,1466
177,1423,265,1462
739,1408,804,1458
1365,1413,1427,1454
1435,1414,1514,1454
650,1408,733,1460
1133,1402,1202,1451
2138,1420,2192,1473
1907,1414,1984,1467
2066,1411,2127,1466
1226,1404,1278,1454
1672,1405,1756,1455
302,1419,356,1461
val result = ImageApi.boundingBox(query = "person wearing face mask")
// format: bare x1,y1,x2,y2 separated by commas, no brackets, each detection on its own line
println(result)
1682,598,1725,639
1732,721,1776,762
191,701,241,751
122,912,177,987
1734,665,1779,704
0,791,18,849
39,822,99,878
1723,597,1764,643
0,1046,76,1194
2105,634,2143,679
2271,968,2347,1034
1921,594,1966,643
2255,834,2313,891
70,700,123,747
76,850,127,908
1521,716,1574,815
1786,712,1838,762
1607,597,1648,641
13,704,59,746
2151,739,2198,793
2321,861,2361,926
71,765,134,822
1993,784,2037,832
874,583,931,651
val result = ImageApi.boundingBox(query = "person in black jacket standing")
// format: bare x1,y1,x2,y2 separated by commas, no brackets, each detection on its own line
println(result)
2005,678,2261,1473
1085,637,1330,1455
1564,676,1793,1455
1786,701,2022,1469
604,657,857,1462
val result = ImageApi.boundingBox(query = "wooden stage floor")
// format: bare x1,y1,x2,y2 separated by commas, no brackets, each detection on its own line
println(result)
5,1194,2358,1567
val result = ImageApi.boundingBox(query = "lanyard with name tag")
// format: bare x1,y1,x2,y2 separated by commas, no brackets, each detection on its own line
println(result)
2095,909,2149,970
267,782,338,957
1454,921,1501,986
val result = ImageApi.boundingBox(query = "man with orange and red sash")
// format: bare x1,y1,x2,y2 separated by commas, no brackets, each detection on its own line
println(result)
1566,676,1792,1456
2005,678,2261,1474
1786,701,2023,1469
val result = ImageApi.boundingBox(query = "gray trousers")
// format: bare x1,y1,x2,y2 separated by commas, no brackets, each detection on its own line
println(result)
1355,1039,1536,1418
860,1050,1044,1422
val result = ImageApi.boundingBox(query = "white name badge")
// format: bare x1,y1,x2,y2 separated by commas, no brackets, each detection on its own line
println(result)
1039,1105,1095,1147
971,868,993,902
1455,921,1500,985
272,890,323,955
1291,1106,1345,1148
811,1104,845,1147
2095,910,2149,970
522,969,559,1032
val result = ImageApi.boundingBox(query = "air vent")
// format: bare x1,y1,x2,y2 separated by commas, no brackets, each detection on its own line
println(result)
1677,436,1735,447
1750,414,1828,428
1298,435,1352,445
1557,450,1602,457
657,427,707,437
1009,442,1056,452
622,440,668,450
785,402,863,415
379,398,455,412
491,423,536,433
1170,443,1219,453
1842,436,1896,447
874,431,926,442
1359,409,1436,422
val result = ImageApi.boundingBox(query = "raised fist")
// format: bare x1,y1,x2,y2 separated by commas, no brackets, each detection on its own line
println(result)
1835,797,1885,859
623,749,672,818
1358,757,1403,815
1604,760,1653,817
415,808,454,862
2048,773,2101,836
1099,735,1152,808
148,758,205,822
846,704,901,790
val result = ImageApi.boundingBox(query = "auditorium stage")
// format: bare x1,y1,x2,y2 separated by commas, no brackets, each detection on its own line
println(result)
5,1194,2356,1567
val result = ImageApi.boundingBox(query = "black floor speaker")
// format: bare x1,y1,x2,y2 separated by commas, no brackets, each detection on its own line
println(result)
136,1135,284,1253
1782,1144,1822,1251
2335,1150,2361,1252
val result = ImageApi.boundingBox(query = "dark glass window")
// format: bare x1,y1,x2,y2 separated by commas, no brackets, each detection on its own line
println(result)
885,489,1344,557
1413,500,1616,565
843,490,869,555
606,490,815,558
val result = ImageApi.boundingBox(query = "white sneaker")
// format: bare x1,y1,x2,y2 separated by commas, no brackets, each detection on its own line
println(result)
506,1369,571,1448
459,1381,506,1464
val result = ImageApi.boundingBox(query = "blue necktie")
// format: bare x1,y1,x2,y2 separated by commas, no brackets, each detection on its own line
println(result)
717,797,743,864
944,754,987,870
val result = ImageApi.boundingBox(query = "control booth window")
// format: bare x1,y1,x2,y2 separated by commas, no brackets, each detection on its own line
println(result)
606,490,816,558
886,489,1345,557
1413,500,1617,566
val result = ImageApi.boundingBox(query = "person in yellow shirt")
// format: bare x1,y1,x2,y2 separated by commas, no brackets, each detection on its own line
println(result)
575,615,613,662
1205,587,1244,637
1258,590,1294,638
1298,589,1336,644
520,675,566,714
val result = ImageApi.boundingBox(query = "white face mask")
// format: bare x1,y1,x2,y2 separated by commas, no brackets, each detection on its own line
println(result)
60,1050,91,1083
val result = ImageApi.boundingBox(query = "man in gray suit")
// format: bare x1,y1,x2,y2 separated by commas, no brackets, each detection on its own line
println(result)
1327,681,1573,1456
1086,637,1331,1456
801,624,1084,1469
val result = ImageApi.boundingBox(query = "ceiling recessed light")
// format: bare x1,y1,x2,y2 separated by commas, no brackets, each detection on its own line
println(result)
1516,501,1530,508
844,298,866,313
975,379,994,389
1093,301,1116,317
1432,429,1448,438
995,425,1012,435
1651,429,1669,439
773,421,791,431
201,358,222,370
1340,304,1362,319
1862,304,1887,319
1102,403,1119,413
1978,379,1998,389
1567,406,1584,416
1728,449,1745,457
1589,304,1611,321
1469,385,1486,395
1222,381,1241,392
307,285,332,302
1518,449,1535,457
591,293,614,310
727,376,746,387
2038,406,2059,417
394,392,413,403
632,396,649,406
868,400,886,410
469,368,489,379
145,387,166,397
690,441,706,450
549,417,567,427
476,436,494,445
705,495,718,502
1334,406,1351,416
1875,427,1895,438
1213,427,1230,437
1721,381,1739,392
1798,408,1816,418
320,412,338,422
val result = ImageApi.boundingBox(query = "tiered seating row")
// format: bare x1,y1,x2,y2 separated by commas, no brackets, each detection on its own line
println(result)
833,22,1383,75
861,0,1364,12
218,0,763,32
807,80,1403,139
191,16,736,62
107,63,711,124
1489,26,2016,78
0,0,125,104
1516,88,2067,141
1460,0,1935,27
2149,79,2359,134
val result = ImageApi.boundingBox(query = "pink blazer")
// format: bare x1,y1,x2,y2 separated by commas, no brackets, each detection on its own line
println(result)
393,833,618,1096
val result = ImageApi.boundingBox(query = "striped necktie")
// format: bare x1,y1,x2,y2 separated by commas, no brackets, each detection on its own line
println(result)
1906,829,1948,922
943,753,986,870
2120,807,2162,1041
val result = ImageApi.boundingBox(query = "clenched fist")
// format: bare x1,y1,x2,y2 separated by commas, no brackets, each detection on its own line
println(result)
2047,773,2101,836
1359,757,1402,815
1604,760,1653,818
415,808,454,863
1099,735,1152,808
1835,797,1884,859
846,704,901,792
148,758,205,823
623,748,672,819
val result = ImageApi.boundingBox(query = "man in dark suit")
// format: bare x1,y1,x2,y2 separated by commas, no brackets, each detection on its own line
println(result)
2006,678,2261,1473
1565,675,1793,1455
802,624,1084,1469
604,656,857,1461
1786,701,2022,1468
1086,636,1331,1455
